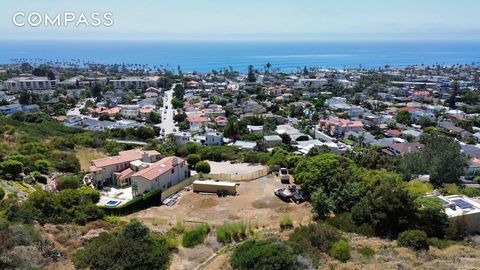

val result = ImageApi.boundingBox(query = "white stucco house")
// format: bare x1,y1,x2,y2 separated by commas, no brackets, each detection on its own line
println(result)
131,156,188,196
205,132,224,146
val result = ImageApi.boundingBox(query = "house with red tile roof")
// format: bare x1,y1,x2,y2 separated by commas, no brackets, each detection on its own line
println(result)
131,156,188,196
319,116,364,136
386,129,402,137
89,149,162,187
188,116,210,131
215,116,228,127
139,106,155,120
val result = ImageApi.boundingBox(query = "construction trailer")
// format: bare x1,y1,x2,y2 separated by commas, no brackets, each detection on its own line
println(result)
192,180,238,195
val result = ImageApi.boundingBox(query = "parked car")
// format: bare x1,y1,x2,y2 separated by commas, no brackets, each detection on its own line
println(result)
291,190,307,204
279,168,290,184
274,188,292,202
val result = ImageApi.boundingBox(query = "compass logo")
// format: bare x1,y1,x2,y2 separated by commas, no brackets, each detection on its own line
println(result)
12,12,114,27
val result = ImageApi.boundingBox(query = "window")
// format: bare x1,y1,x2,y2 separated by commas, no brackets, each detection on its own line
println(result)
171,168,175,174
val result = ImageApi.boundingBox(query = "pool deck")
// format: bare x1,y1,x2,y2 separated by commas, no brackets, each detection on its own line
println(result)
97,186,133,207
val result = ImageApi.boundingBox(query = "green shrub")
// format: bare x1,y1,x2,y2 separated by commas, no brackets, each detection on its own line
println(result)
78,187,100,203
34,159,51,175
57,174,82,190
355,223,375,237
182,223,210,248
330,240,351,262
427,237,454,249
187,154,201,168
242,152,271,165
460,187,480,197
326,213,374,237
279,215,294,231
397,230,429,251
359,246,375,258
216,222,247,244
72,220,171,270
405,180,434,196
0,159,23,179
164,230,180,250
0,187,4,201
33,171,48,184
103,215,125,226
440,184,459,195
195,161,211,174
230,239,298,270
5,189,103,225
326,213,356,232
289,223,341,254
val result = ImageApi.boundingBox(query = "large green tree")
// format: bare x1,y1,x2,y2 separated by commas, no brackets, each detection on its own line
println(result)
294,153,365,217
351,177,416,238
396,110,412,125
400,133,468,184
294,153,360,195
173,84,185,100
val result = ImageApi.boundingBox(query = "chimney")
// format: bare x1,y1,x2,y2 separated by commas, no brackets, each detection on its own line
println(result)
172,157,178,166
142,151,149,162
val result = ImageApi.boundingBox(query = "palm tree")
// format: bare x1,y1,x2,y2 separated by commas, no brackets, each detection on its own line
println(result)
264,62,272,74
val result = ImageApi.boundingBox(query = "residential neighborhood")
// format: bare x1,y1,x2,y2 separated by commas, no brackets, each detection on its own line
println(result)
2,56,480,270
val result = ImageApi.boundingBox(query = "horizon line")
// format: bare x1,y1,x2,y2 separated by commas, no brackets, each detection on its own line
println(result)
1,37,480,43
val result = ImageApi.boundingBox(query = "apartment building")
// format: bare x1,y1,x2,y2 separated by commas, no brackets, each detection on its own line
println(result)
5,76,58,91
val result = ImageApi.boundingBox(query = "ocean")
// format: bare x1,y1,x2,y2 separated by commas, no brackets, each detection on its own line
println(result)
0,40,479,72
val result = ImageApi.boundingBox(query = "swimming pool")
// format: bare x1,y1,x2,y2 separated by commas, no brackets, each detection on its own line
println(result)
105,200,121,207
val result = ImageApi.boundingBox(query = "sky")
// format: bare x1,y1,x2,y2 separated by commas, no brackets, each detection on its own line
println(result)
0,0,479,41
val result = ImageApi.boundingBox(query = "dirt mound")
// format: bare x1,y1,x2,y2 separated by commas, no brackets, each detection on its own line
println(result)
194,197,219,209
252,197,292,213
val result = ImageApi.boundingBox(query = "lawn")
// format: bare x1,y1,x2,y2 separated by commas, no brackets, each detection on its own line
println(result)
76,148,107,172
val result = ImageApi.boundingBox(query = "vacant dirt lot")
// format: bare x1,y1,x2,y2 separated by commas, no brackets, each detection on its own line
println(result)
207,161,267,175
123,175,311,270
126,175,312,229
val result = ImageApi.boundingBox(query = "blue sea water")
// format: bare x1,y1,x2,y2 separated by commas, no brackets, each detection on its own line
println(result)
0,40,479,72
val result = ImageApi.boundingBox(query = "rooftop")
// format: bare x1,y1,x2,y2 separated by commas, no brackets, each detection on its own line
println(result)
193,180,237,187
90,149,160,170
427,195,480,218
131,156,185,181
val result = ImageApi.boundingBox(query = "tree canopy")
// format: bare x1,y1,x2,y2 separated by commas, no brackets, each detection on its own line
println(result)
72,219,171,270
230,239,298,270
400,133,468,184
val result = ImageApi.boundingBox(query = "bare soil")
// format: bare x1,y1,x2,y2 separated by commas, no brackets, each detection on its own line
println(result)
126,175,312,229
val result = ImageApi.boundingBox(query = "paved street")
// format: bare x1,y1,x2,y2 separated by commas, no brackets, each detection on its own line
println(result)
158,84,177,137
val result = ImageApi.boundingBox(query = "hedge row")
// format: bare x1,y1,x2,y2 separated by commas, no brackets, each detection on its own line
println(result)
99,188,162,215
